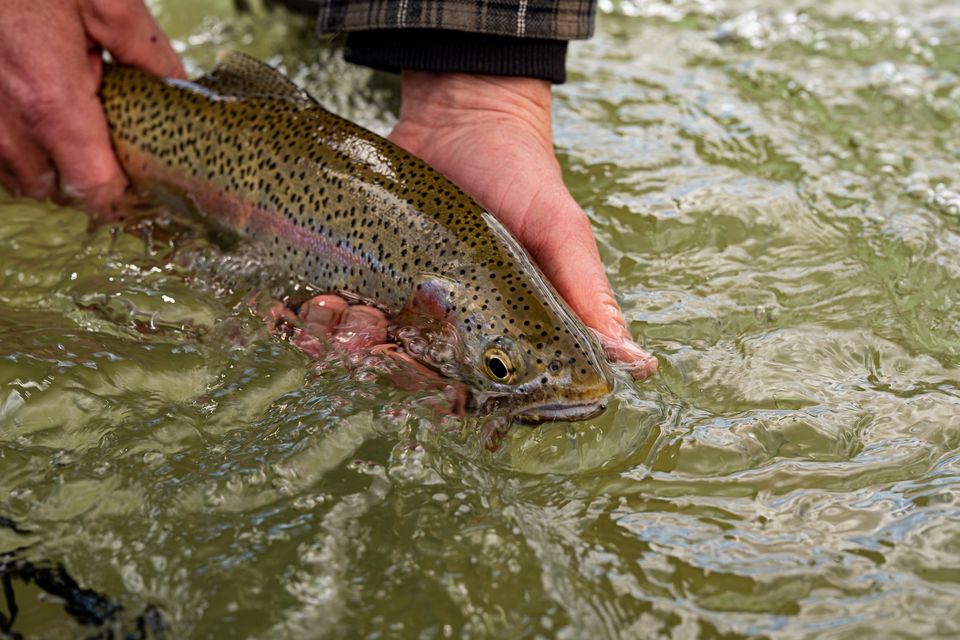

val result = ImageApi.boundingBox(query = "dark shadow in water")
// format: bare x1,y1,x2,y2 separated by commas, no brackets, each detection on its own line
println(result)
0,519,165,639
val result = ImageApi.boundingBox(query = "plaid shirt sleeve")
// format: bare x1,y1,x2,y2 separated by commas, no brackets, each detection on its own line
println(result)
316,0,596,41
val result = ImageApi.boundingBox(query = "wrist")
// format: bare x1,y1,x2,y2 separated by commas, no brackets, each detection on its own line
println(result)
396,72,555,149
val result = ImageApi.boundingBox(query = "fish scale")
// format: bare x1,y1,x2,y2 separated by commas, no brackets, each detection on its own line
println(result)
99,52,614,421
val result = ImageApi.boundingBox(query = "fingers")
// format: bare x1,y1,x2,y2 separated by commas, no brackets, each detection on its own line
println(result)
294,297,451,398
80,0,186,79
65,1,186,204
0,0,182,210
333,306,389,351
21,66,128,209
0,117,56,199
525,192,658,380
297,296,389,352
299,295,349,337
0,6,125,208
599,334,659,380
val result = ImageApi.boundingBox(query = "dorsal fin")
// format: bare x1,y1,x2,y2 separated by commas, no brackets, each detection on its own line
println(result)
193,51,317,107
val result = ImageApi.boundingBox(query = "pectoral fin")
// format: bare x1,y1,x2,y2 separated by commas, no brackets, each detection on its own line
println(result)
399,274,460,322
392,274,464,378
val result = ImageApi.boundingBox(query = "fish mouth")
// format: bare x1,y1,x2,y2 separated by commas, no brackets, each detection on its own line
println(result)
514,398,608,424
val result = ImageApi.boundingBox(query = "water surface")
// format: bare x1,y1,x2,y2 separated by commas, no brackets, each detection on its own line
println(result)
1,0,959,637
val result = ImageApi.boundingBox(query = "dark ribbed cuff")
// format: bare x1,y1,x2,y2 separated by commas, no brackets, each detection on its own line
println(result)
345,30,569,84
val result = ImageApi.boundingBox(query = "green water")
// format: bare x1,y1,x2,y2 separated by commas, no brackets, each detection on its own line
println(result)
2,0,960,637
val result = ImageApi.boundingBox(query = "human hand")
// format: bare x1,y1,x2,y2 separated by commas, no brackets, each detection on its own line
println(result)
388,72,658,380
0,0,184,210
265,295,468,413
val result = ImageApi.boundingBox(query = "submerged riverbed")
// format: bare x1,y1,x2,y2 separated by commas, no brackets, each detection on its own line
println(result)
1,0,959,637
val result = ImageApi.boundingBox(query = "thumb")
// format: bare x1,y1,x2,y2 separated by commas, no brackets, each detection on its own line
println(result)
598,330,659,381
81,0,185,79
583,286,659,381
524,196,658,381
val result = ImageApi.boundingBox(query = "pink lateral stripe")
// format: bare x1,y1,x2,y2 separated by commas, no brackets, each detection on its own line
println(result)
119,142,369,271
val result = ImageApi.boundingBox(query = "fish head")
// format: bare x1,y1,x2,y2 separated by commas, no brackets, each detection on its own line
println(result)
401,268,615,424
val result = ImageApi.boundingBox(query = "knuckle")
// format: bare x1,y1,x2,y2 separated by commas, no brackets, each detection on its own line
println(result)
22,171,57,199
17,86,67,133
62,170,125,204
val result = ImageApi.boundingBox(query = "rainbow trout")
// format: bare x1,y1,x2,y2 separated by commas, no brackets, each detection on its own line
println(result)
99,52,615,422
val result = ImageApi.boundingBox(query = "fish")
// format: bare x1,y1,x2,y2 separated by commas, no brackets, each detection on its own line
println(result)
98,51,615,423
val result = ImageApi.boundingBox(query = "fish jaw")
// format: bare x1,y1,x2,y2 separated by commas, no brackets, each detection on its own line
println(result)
514,398,609,424
470,389,610,425
512,368,614,424
467,356,614,425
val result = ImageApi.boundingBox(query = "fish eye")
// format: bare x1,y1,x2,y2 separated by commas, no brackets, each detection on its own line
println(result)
483,347,514,383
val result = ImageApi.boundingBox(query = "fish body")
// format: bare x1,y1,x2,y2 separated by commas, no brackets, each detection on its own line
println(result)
99,52,614,421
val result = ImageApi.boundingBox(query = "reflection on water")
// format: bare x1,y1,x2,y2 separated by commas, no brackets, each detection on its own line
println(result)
2,0,959,636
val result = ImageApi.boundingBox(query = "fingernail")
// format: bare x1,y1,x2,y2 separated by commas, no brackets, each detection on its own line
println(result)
37,171,56,194
24,171,57,200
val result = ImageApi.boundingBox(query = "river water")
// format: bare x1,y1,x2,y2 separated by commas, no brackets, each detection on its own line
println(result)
1,0,959,637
